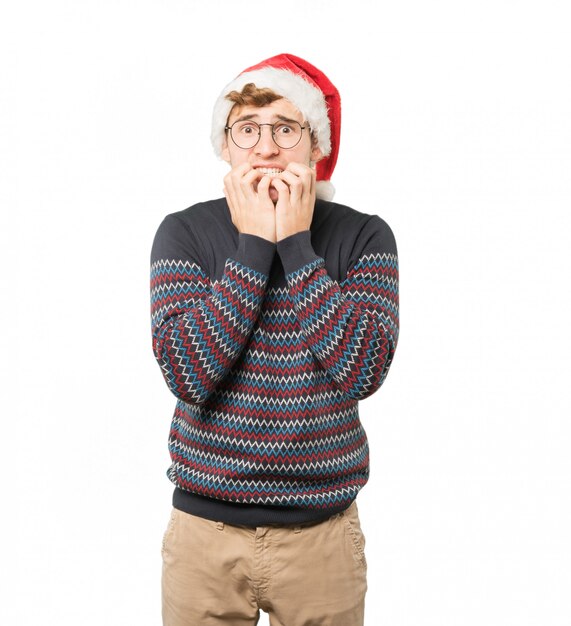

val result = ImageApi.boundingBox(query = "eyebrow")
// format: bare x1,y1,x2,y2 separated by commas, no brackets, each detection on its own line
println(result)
232,113,302,124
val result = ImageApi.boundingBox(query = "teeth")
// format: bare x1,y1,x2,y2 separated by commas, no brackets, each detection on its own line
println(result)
256,168,282,175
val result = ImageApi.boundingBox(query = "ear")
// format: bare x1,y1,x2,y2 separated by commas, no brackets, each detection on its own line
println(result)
310,145,324,164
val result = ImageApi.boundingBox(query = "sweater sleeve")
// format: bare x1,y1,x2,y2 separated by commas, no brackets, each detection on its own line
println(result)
276,216,399,401
150,214,276,405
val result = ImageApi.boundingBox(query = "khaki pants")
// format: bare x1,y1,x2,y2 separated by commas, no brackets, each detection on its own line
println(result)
161,500,368,626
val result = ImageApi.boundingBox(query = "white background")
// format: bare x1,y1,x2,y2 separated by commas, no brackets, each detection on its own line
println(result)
3,1,570,624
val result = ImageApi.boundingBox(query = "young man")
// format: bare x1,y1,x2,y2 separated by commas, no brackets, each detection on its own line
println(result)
151,54,399,626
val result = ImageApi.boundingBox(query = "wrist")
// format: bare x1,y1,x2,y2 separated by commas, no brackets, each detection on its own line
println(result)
240,226,276,244
276,224,310,242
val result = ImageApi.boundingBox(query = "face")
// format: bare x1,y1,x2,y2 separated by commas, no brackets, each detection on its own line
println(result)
221,98,323,202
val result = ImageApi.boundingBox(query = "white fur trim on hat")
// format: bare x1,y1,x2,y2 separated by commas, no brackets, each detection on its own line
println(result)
315,180,335,201
211,67,331,159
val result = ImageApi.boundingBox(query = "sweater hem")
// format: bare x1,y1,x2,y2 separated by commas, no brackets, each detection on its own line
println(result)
172,488,353,527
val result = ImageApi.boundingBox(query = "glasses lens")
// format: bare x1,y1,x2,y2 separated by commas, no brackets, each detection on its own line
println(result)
230,121,260,149
273,121,303,149
229,121,304,149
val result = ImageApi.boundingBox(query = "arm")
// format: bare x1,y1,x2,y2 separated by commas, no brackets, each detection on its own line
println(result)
150,213,276,405
277,216,399,401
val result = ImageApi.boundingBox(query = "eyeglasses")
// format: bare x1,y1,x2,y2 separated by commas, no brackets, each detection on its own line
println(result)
225,120,307,150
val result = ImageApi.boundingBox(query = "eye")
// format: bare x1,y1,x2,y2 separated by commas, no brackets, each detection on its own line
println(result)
274,124,294,135
236,123,258,135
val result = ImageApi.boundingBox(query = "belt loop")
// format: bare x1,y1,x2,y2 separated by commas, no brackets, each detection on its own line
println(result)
293,525,302,534
216,521,224,531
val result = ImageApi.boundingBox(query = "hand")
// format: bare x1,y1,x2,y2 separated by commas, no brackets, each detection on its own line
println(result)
223,163,277,243
271,163,316,242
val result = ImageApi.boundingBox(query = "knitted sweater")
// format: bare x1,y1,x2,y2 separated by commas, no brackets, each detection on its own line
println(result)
150,198,399,526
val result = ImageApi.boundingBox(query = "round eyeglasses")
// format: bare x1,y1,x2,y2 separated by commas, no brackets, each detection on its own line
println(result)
225,120,307,150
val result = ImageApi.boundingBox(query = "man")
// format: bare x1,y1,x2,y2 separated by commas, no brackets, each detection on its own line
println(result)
150,53,399,626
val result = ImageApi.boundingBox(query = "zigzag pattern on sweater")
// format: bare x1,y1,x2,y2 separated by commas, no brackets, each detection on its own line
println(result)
288,254,399,400
151,258,268,405
150,251,398,508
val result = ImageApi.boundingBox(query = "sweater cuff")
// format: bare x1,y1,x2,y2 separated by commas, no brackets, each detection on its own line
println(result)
232,233,276,277
276,230,321,276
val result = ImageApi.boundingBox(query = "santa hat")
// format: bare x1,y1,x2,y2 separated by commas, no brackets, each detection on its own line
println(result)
211,53,341,201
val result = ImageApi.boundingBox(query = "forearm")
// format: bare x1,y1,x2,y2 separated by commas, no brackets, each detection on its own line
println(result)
278,229,399,401
151,232,276,404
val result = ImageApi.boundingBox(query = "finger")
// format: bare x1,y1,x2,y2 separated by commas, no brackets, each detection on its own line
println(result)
284,161,309,175
223,175,240,211
257,175,272,202
278,170,304,204
224,170,240,198
229,163,254,190
285,163,314,192
296,167,316,200
224,172,247,225
233,162,253,177
239,167,264,199
271,178,290,204
242,167,266,181
288,162,314,188
305,168,316,200
242,167,263,185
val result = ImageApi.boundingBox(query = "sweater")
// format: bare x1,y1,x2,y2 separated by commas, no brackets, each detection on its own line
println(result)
150,198,399,526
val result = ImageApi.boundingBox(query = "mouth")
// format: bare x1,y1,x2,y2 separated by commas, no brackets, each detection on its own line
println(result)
255,167,283,175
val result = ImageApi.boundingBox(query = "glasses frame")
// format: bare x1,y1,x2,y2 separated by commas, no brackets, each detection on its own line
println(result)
224,121,307,150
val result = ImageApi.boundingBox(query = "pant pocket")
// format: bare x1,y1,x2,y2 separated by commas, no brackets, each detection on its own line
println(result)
341,504,367,571
161,508,177,558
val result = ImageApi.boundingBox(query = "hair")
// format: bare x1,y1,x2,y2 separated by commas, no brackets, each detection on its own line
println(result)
224,82,283,108
224,82,317,146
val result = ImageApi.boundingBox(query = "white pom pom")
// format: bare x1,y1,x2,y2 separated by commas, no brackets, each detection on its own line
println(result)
315,180,335,201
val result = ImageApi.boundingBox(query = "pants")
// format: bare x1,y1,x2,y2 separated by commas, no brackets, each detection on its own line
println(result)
161,500,368,626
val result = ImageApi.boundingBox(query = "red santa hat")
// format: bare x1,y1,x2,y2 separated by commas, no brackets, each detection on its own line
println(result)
211,53,341,201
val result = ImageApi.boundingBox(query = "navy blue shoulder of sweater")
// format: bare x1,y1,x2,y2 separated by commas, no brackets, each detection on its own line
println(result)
150,197,397,288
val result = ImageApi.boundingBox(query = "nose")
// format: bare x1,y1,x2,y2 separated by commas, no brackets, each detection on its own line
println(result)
254,124,279,157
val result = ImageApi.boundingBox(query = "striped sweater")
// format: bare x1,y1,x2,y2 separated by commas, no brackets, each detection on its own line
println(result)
150,197,399,525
